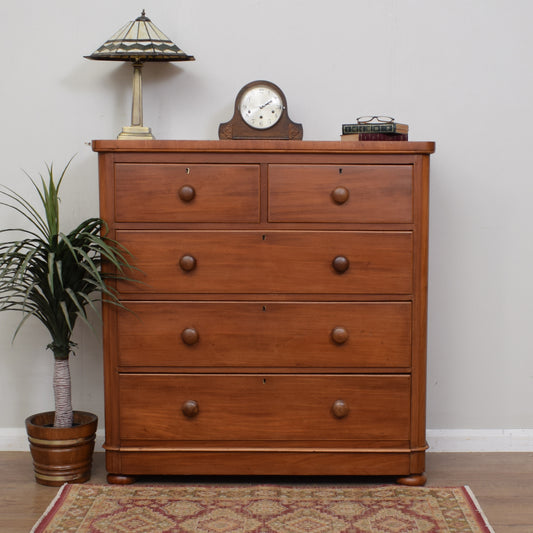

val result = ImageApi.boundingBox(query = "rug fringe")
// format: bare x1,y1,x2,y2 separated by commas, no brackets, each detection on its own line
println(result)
30,483,70,533
463,485,495,533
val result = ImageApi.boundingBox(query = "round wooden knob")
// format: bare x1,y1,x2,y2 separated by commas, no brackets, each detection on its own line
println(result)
178,185,196,202
181,327,199,345
182,400,199,418
179,255,197,272
332,256,350,273
332,400,349,419
331,186,350,204
331,326,349,344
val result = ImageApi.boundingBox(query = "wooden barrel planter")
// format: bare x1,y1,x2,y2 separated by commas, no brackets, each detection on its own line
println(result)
25,411,98,486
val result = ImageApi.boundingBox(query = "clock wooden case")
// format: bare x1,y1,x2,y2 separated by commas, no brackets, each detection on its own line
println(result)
219,80,303,140
93,138,435,485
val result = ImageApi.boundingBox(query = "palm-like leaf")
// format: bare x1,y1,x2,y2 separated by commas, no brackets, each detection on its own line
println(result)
0,160,137,427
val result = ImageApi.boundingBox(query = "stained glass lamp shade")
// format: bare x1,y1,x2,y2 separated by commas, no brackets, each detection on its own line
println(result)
85,10,195,139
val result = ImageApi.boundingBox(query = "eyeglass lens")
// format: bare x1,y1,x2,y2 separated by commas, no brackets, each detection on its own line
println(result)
356,116,394,124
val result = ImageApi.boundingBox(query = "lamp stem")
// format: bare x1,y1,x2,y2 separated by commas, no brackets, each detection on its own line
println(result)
131,61,143,127
117,60,154,139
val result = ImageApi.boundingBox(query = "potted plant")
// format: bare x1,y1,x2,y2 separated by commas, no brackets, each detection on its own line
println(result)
0,159,134,485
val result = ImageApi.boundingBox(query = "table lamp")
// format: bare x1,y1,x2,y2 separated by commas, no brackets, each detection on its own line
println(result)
85,10,195,139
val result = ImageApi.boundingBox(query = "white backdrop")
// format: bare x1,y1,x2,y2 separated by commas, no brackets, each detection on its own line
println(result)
1,0,532,450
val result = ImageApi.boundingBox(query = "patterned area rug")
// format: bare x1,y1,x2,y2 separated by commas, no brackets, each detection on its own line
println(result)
32,483,494,533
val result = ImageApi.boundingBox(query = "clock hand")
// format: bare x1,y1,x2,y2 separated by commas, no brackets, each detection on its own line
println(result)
259,99,273,109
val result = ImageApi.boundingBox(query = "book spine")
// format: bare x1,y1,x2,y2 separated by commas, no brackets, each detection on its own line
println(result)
342,123,403,134
340,133,409,141
358,133,408,141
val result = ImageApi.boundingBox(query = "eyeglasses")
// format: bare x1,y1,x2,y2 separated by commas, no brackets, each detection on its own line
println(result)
356,116,394,124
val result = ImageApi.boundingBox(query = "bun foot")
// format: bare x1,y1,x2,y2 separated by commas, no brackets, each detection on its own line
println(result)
396,473,427,486
107,473,136,485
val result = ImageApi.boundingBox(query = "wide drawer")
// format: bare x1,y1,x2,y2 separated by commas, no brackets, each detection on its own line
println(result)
117,302,412,369
117,230,413,294
118,374,411,441
268,164,413,223
114,163,260,222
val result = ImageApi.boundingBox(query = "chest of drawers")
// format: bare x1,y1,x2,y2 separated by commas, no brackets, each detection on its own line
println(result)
93,139,435,485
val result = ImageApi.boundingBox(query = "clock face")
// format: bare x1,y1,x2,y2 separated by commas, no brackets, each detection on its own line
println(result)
239,85,284,129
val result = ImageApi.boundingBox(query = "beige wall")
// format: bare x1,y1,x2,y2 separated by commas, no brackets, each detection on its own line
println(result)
1,0,532,448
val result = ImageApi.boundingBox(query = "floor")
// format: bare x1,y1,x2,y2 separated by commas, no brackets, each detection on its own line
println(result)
1,452,532,532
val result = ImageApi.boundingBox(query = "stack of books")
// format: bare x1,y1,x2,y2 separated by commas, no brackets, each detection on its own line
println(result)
341,121,408,141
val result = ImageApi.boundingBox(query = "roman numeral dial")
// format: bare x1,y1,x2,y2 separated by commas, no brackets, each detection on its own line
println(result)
239,85,284,130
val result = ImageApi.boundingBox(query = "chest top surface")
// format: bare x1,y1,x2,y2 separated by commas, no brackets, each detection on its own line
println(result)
92,139,435,154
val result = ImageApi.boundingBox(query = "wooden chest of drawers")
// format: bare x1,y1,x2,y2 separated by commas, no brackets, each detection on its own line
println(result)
94,139,435,485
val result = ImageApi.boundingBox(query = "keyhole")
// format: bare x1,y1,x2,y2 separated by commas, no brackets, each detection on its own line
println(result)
262,234,267,241
262,305,267,311
185,167,190,175
263,378,267,384
339,168,343,174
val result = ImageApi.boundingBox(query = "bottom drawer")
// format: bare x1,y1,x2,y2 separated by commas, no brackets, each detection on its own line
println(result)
118,374,410,441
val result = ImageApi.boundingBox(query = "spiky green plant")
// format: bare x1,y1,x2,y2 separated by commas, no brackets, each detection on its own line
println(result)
0,159,135,428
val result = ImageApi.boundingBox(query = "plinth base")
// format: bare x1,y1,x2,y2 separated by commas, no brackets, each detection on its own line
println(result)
117,126,154,140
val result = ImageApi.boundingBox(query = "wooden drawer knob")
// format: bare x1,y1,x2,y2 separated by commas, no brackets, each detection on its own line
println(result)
182,400,199,418
332,399,349,419
178,184,196,202
332,255,350,273
181,327,199,345
179,255,197,272
331,326,349,344
331,186,350,204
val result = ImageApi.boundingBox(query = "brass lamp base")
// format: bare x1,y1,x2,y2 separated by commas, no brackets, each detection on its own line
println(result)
117,125,155,140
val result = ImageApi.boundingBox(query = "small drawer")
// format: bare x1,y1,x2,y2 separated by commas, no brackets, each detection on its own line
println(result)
114,163,260,222
268,164,412,223
118,374,411,441
117,230,413,295
117,302,412,369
